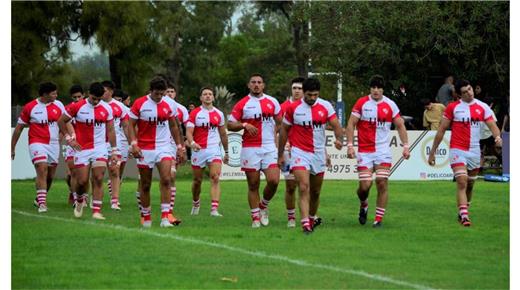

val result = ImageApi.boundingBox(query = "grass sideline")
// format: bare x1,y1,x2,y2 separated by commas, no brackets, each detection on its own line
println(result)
12,179,509,289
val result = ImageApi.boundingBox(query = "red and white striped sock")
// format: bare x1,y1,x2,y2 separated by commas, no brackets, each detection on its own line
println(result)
192,199,200,208
92,200,102,214
211,200,219,212
111,197,118,206
170,187,176,209
259,198,270,210
301,217,311,230
36,189,47,206
107,180,112,198
161,203,170,219
360,199,369,211
375,207,386,222
135,192,142,212
287,208,296,221
309,215,317,225
72,192,78,204
77,193,86,203
141,206,151,222
459,204,469,219
251,208,260,221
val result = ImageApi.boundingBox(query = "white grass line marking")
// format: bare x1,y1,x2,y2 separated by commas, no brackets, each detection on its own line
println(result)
13,210,434,290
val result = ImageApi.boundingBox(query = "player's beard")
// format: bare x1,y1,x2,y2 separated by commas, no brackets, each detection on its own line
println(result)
304,97,316,106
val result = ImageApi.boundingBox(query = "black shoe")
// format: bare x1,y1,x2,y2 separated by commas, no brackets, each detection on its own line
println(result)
358,208,368,225
372,221,383,228
312,217,322,229
303,227,313,235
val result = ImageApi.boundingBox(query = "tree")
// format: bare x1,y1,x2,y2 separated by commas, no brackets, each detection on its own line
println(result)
12,1,82,104
78,1,160,94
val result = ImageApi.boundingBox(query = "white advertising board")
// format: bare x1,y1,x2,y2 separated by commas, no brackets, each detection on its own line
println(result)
220,130,453,180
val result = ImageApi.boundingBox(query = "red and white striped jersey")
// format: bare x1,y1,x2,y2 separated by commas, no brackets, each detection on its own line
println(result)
186,106,225,149
176,102,189,125
283,98,337,153
229,94,281,148
107,99,129,142
280,98,295,115
351,95,400,153
443,99,495,152
65,99,113,150
65,101,79,128
129,95,176,150
18,98,65,145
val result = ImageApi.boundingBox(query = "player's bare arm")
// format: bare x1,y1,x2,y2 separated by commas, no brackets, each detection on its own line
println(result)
277,122,290,167
485,120,503,148
58,114,81,151
218,125,229,164
186,126,201,152
345,114,359,159
169,116,185,163
227,120,258,136
428,118,451,166
106,119,120,167
393,116,410,160
128,118,142,158
329,117,344,150
11,123,26,160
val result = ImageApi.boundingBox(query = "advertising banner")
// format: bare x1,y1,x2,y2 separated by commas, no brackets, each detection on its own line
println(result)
221,130,454,180
11,129,453,181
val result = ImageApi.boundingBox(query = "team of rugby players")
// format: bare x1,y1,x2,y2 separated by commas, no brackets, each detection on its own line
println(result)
11,74,502,233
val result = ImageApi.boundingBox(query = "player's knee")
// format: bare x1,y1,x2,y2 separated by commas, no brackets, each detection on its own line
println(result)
159,177,171,189
358,171,373,183
454,169,468,182
298,182,310,193
209,173,220,184
248,180,260,191
375,168,390,180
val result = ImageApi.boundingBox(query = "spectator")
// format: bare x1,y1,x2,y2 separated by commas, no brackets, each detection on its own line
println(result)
188,103,196,112
436,75,455,106
421,98,445,130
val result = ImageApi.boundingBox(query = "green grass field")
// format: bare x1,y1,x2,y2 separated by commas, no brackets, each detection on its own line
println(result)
12,175,509,289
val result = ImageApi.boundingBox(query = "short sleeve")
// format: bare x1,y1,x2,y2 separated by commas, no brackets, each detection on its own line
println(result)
18,103,32,124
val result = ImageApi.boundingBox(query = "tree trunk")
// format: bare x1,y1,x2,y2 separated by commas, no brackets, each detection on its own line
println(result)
109,53,122,89
293,22,309,77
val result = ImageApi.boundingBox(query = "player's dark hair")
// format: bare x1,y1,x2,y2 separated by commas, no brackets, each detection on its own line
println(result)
167,82,177,91
369,75,385,88
291,77,305,85
121,92,129,102
199,86,215,96
38,82,57,96
89,82,105,98
303,78,320,92
101,80,115,90
249,73,264,82
454,79,471,95
113,89,124,99
149,77,168,91
69,84,83,95
421,98,432,107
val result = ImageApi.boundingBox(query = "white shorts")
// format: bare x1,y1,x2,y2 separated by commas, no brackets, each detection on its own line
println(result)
357,151,392,171
74,147,108,168
449,148,480,170
281,150,295,180
241,146,278,172
137,146,175,169
290,147,326,176
106,141,129,163
29,143,59,166
191,146,222,169
64,145,75,162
